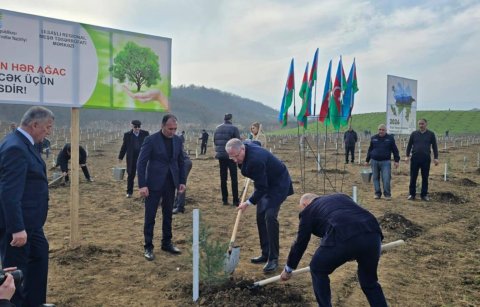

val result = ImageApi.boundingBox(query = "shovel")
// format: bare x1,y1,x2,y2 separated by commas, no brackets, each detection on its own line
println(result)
249,239,405,289
224,177,252,274
48,173,64,187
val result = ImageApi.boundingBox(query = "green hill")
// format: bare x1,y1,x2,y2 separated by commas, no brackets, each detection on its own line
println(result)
270,110,480,136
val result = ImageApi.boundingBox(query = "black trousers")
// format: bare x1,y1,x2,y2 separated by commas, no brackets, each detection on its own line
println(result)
218,159,239,204
409,155,431,197
256,201,280,261
144,177,176,250
126,157,139,195
174,158,193,211
0,228,49,307
345,145,355,163
310,233,387,307
200,143,207,155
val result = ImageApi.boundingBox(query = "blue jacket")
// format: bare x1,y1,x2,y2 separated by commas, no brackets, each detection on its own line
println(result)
0,131,49,233
286,194,383,269
366,133,400,162
137,131,186,191
241,142,293,211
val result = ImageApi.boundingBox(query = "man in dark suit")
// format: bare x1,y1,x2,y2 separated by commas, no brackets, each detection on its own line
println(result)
0,106,55,307
118,120,149,198
227,138,293,273
137,114,186,261
280,193,387,307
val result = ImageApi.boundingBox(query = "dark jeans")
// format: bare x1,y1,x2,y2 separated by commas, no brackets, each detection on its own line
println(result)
144,177,176,250
0,228,49,307
200,143,207,155
409,155,431,197
309,232,387,307
345,145,355,163
218,159,239,204
256,200,280,261
174,158,193,211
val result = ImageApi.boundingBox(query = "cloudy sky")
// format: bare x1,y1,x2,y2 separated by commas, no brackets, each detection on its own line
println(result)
2,0,479,114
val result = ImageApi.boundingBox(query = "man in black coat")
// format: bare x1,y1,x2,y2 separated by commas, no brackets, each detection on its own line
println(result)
281,193,387,307
199,129,209,155
228,138,293,273
118,120,149,198
56,143,92,183
343,126,358,163
214,114,240,206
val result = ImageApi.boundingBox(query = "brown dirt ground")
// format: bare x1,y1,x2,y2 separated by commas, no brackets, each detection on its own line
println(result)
38,132,480,306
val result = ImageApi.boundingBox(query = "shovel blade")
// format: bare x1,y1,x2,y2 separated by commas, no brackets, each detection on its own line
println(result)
224,247,240,274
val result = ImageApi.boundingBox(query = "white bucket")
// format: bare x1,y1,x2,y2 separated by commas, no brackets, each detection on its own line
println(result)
112,167,126,181
360,169,373,184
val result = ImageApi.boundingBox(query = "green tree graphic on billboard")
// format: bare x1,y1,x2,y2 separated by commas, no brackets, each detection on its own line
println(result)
110,41,161,92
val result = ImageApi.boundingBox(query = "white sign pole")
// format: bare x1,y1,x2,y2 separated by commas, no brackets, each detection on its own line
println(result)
192,209,199,302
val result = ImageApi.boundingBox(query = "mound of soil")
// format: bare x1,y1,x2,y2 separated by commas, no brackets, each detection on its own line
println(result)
322,169,349,174
457,178,478,187
378,213,423,239
430,192,467,204
180,279,305,306
51,244,121,266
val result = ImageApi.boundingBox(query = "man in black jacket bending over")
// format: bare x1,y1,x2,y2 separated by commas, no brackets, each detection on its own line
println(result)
118,120,149,198
281,193,387,307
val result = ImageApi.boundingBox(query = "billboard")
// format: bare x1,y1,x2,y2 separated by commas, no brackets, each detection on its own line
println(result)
0,9,171,112
386,75,417,135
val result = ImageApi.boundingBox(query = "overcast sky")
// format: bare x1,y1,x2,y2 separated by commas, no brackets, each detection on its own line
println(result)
2,0,479,114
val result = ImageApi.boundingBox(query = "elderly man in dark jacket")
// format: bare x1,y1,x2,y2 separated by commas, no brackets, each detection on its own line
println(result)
281,193,387,307
214,114,240,206
228,138,294,273
118,120,149,198
344,126,358,163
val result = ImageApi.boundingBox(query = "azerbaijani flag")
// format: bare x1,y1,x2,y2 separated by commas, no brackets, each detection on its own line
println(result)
340,59,358,126
318,60,332,123
308,48,318,115
297,62,309,127
327,57,343,130
278,58,295,127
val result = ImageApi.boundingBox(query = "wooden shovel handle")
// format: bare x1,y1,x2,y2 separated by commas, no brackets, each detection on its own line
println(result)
253,240,405,287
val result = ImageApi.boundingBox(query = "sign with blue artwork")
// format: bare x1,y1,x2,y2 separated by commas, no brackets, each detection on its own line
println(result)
386,75,417,135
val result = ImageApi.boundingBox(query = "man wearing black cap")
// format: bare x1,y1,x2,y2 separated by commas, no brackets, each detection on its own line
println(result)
118,120,149,198
214,114,240,206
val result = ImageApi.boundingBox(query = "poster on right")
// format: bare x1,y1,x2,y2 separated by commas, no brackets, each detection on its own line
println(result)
386,75,417,135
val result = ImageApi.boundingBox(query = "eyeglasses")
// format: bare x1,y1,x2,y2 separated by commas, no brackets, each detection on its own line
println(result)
133,125,140,128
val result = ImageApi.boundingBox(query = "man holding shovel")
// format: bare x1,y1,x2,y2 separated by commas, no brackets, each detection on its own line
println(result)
226,138,293,273
280,193,387,307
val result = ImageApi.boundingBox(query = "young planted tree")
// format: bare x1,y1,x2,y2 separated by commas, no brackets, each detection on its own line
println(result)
110,41,161,92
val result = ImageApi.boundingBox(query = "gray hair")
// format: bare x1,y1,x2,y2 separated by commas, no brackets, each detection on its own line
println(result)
20,106,55,127
299,193,319,206
378,124,386,130
225,138,244,152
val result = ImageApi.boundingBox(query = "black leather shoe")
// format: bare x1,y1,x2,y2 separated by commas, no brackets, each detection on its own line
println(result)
250,255,268,264
161,244,181,254
144,248,154,261
172,207,184,214
263,259,278,273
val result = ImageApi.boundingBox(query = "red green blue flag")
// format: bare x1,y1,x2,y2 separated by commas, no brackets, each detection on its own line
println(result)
278,58,295,127
341,59,358,126
318,60,332,123
297,62,310,127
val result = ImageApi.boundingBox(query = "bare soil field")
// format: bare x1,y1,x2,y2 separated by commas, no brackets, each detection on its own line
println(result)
40,132,479,306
